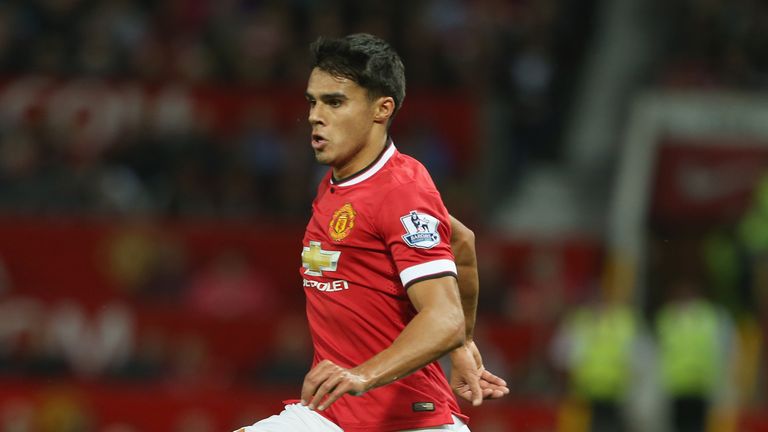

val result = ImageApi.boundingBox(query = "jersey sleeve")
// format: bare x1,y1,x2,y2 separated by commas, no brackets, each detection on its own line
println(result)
376,181,456,289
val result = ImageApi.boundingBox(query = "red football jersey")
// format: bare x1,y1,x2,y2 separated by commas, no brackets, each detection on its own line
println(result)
299,141,467,431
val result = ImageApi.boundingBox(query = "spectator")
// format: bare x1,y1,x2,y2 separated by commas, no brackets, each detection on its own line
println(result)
0,0,580,218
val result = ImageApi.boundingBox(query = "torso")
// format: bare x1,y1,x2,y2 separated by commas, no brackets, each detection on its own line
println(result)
299,142,466,431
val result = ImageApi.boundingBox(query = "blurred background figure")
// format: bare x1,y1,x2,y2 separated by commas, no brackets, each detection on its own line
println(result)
736,173,768,341
552,257,642,432
0,0,765,430
654,276,734,432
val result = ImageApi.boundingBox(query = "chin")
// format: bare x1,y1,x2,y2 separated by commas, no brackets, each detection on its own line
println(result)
314,151,332,166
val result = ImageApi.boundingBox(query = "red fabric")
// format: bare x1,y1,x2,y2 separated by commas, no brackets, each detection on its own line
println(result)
301,145,464,431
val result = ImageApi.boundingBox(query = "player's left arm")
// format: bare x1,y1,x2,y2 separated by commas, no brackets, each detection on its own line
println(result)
448,215,510,405
449,215,479,341
301,275,465,411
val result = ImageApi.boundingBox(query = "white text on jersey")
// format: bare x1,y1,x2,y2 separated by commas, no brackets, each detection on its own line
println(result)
303,278,349,292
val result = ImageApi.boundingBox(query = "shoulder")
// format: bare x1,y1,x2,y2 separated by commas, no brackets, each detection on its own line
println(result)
381,151,439,193
370,151,449,232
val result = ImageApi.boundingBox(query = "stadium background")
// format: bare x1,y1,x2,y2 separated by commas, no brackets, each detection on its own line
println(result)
0,0,766,431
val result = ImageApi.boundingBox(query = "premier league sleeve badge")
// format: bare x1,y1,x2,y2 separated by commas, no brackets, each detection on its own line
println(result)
400,210,441,249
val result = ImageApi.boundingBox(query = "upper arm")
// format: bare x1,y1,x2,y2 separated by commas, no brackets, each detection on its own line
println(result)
449,215,475,247
407,275,464,325
407,275,461,311
449,215,476,266
376,182,456,289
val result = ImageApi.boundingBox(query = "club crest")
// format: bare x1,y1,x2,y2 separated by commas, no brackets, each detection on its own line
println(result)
329,203,356,241
400,210,440,249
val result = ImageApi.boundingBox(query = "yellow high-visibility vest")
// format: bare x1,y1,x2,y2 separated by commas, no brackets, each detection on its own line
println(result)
570,305,637,400
739,174,768,253
656,299,719,396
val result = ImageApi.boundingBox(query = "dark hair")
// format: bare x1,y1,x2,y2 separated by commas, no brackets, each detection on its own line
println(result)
310,33,406,124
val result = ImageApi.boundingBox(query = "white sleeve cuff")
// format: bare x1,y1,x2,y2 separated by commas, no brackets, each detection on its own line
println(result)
399,259,457,287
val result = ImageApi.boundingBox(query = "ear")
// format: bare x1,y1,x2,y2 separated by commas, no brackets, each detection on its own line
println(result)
373,97,395,124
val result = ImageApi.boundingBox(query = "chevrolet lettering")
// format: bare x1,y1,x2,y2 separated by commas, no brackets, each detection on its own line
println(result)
303,279,349,292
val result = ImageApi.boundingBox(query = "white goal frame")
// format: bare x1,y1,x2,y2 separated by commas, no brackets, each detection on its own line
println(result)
610,91,768,303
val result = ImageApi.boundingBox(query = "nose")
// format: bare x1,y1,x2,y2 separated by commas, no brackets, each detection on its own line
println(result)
308,104,324,127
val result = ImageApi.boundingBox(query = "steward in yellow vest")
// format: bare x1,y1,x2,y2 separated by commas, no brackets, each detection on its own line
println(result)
656,279,727,432
555,298,640,432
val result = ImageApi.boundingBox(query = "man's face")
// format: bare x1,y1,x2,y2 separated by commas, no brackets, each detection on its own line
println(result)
305,67,378,177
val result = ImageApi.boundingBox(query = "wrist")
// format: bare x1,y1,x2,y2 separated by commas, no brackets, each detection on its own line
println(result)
349,364,379,392
454,338,474,349
449,344,469,358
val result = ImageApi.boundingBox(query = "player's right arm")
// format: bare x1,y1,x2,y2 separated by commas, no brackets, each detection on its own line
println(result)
301,275,465,411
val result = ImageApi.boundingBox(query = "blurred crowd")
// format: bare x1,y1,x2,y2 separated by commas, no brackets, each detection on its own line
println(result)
0,0,596,94
0,251,301,385
0,0,595,220
656,0,768,88
2,0,768,431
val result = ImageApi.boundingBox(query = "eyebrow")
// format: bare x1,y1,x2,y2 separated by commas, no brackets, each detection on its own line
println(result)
305,91,348,101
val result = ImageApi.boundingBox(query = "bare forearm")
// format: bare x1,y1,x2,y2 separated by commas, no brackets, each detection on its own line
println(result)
353,279,464,391
450,215,479,340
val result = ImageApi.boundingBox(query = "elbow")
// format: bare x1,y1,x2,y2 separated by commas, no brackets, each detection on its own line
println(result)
425,304,465,352
445,309,466,350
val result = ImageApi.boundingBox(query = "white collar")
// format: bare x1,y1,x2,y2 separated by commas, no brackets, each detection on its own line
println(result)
331,142,396,187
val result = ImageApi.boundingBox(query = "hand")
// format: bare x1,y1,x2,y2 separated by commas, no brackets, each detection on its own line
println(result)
301,360,370,411
449,340,509,406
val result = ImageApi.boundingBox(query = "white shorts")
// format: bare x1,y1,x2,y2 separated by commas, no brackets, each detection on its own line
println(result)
236,403,470,432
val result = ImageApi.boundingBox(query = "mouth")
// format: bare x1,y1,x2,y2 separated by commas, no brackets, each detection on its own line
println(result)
311,133,328,150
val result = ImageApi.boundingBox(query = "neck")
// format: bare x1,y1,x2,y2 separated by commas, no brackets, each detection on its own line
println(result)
332,133,389,180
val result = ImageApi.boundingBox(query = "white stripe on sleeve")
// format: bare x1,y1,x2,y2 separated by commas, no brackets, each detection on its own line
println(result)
399,259,457,287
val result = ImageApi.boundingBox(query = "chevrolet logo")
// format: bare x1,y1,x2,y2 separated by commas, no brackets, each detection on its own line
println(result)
301,241,340,276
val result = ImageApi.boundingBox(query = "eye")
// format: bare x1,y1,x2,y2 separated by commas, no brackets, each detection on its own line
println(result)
328,99,342,108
